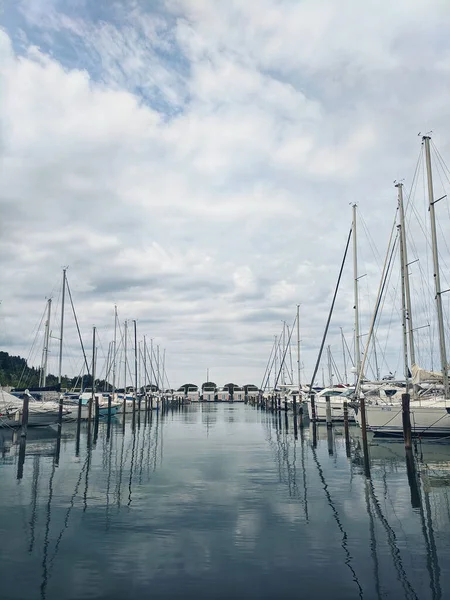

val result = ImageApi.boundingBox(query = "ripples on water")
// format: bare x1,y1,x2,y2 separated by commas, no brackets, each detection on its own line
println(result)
1,404,450,600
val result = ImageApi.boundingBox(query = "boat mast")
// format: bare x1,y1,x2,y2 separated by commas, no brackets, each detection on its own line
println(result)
150,338,153,391
352,204,361,384
296,305,302,392
340,327,348,384
40,298,52,387
327,345,333,387
91,326,96,413
58,267,67,385
397,183,416,368
399,222,410,394
274,335,278,390
423,135,449,398
123,320,127,393
112,305,117,399
133,320,138,396
282,322,286,386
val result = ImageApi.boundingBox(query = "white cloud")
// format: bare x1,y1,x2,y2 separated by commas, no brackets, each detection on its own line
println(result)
1,0,450,387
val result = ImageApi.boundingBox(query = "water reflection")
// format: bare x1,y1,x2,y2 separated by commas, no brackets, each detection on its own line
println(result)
1,406,450,599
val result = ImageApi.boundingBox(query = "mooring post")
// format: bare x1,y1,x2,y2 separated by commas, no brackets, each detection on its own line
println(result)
343,399,351,457
405,448,421,509
402,393,412,450
77,395,82,425
293,394,297,416
312,422,317,448
309,392,316,422
284,397,288,412
359,397,370,477
277,394,281,412
327,426,333,456
325,395,332,429
21,394,29,438
55,395,64,466
17,435,26,480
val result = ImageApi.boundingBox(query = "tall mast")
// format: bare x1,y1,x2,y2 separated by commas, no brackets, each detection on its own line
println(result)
282,321,286,386
91,326,96,410
40,298,52,387
397,183,416,367
296,305,301,392
133,320,138,395
112,305,117,398
340,328,348,384
157,344,160,390
423,135,449,398
58,267,67,385
327,345,333,387
144,335,147,391
399,223,410,393
352,204,361,384
123,320,127,392
274,335,278,390
150,338,153,390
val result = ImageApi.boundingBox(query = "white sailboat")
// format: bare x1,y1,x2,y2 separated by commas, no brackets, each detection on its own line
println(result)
358,137,450,436
0,389,69,428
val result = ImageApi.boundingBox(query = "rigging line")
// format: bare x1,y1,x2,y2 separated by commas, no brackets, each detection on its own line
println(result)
309,227,352,393
274,316,297,390
311,446,364,598
367,479,419,600
356,215,399,397
65,277,90,376
18,303,47,388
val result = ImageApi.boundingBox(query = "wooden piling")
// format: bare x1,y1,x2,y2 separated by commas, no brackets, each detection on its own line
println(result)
21,394,29,438
343,400,351,457
327,427,333,456
309,392,316,422
405,448,421,509
277,394,281,412
359,397,370,477
325,395,332,429
55,395,64,466
402,393,412,450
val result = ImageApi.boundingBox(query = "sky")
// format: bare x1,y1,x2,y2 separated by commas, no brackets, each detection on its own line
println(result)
2,0,450,389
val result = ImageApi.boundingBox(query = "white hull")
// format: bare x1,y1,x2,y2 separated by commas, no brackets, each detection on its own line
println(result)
0,406,65,428
357,401,450,436
307,398,355,422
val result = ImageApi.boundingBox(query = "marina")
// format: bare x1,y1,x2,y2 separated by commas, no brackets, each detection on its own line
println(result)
1,402,450,600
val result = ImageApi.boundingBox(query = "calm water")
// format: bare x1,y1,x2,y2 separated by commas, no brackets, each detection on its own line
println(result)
1,404,450,600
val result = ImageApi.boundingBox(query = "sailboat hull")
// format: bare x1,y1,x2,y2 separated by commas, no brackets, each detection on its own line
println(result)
357,403,450,436
307,398,355,422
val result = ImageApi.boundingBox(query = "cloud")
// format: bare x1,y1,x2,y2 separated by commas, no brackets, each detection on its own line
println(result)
1,1,450,386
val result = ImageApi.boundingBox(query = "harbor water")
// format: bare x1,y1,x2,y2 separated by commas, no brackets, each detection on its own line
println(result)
1,403,450,599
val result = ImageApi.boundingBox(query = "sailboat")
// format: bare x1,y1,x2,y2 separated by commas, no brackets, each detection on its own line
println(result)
0,389,69,428
307,205,360,422
358,136,450,436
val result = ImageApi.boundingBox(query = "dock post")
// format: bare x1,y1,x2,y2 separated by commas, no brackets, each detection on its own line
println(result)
21,393,29,438
343,400,351,457
327,426,333,456
277,394,281,412
359,397,370,477
284,397,288,412
325,395,332,429
405,448,421,509
402,393,412,450
17,434,26,480
309,392,316,422
293,393,297,415
55,395,64,466
77,395,82,425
